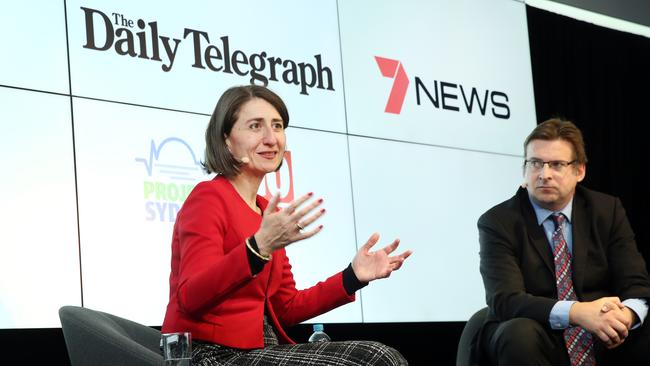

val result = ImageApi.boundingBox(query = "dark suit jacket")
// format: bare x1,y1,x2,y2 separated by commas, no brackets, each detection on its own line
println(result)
478,185,650,326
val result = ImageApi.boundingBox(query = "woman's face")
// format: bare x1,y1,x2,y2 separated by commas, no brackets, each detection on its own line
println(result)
225,97,286,178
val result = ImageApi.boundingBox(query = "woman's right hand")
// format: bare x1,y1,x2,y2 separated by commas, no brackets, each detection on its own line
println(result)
254,192,325,257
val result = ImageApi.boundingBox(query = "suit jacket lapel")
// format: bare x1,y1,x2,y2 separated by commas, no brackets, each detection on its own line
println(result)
518,188,555,274
570,192,589,297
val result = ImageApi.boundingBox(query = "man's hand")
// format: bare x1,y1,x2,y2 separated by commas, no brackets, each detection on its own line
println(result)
569,297,634,349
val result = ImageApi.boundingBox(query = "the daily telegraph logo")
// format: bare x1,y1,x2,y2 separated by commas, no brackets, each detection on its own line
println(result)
375,56,510,118
136,137,204,222
81,7,335,96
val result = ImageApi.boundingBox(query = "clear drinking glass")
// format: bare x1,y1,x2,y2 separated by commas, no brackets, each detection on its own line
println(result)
161,332,192,366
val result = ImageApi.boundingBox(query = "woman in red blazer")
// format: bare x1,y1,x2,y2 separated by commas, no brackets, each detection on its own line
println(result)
162,85,411,365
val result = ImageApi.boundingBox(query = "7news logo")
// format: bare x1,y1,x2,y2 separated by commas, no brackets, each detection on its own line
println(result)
375,56,410,114
375,56,510,119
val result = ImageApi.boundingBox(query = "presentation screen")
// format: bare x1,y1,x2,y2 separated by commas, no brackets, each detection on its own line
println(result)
0,0,536,328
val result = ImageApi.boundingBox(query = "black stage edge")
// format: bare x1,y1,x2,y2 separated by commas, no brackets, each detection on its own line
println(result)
0,328,69,363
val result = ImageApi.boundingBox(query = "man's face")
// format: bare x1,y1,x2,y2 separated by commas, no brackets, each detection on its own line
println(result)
524,139,585,211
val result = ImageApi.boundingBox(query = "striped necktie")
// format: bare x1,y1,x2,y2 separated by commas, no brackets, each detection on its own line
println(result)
551,213,595,366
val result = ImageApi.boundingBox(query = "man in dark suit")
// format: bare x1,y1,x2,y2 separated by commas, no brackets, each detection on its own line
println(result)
478,118,650,365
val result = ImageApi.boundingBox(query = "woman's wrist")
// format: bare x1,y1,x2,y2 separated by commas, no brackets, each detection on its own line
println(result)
343,263,368,295
247,235,271,261
252,233,272,257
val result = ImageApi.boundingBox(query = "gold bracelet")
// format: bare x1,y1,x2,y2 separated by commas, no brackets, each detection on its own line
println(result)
246,238,272,261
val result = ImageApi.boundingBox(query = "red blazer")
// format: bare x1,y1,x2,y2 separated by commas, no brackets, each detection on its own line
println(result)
162,176,355,349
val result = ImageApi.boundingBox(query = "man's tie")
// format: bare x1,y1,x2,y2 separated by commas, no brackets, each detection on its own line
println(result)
551,213,596,366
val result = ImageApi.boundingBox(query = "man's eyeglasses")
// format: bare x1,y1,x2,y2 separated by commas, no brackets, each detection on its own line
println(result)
524,159,577,173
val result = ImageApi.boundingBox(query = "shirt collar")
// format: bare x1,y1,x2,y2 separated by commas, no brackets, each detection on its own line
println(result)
528,194,573,226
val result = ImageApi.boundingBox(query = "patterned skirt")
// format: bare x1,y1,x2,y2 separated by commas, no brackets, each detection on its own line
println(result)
192,316,408,366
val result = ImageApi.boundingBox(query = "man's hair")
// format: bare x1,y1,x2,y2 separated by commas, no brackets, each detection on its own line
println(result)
202,85,289,177
524,118,588,164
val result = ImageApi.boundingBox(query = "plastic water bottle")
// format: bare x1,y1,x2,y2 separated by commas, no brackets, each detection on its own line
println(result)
308,323,331,342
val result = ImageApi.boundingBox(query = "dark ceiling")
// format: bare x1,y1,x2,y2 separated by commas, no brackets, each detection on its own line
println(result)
548,0,650,28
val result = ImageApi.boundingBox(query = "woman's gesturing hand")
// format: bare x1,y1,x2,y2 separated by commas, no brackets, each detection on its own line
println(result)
254,192,325,257
351,233,412,283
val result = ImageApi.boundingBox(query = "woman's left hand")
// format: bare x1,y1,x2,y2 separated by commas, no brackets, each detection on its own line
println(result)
351,233,412,283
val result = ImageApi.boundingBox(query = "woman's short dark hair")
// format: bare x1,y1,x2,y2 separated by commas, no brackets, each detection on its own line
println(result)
202,85,289,176
524,118,588,165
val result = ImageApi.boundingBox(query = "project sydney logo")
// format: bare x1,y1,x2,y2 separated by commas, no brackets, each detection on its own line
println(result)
80,7,335,96
136,137,203,223
375,56,511,118
135,137,295,222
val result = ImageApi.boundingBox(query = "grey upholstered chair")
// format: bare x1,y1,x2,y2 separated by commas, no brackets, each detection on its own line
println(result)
59,305,164,366
456,307,488,366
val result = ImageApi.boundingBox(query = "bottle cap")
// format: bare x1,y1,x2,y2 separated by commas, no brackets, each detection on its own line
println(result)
313,323,324,332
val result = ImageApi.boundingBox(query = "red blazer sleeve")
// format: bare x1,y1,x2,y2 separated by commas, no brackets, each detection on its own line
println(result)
175,182,254,315
269,250,355,327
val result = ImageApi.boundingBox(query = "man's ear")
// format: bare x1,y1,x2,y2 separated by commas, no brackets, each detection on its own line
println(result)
576,163,586,182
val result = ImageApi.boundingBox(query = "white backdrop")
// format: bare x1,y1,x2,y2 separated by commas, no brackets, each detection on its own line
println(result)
0,0,535,328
